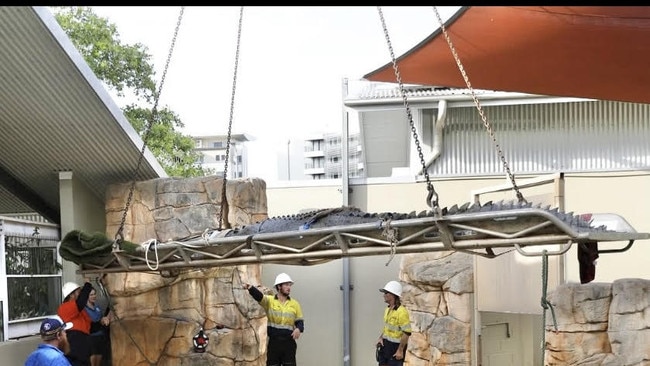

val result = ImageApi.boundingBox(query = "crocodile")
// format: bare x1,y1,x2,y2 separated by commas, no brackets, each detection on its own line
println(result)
224,200,604,237
64,199,635,279
219,200,611,283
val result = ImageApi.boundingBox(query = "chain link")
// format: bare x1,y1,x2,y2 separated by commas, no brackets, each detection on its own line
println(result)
432,7,526,203
218,6,244,230
115,7,185,245
377,7,439,211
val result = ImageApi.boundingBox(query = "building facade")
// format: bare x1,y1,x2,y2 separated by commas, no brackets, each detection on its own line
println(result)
304,133,364,180
192,134,254,179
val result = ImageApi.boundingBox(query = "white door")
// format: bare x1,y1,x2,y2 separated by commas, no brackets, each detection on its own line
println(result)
480,312,520,366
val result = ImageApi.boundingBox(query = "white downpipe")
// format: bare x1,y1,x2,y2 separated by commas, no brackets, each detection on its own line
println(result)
420,99,448,174
340,78,352,366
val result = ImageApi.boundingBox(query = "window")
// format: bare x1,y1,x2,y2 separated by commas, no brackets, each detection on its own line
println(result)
213,141,224,148
305,140,323,152
4,231,62,322
314,157,324,168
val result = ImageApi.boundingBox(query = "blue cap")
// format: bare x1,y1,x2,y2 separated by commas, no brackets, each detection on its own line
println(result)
39,316,72,340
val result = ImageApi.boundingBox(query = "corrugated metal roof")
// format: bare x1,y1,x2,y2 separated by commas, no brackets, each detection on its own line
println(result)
354,84,492,100
343,82,576,108
0,7,167,223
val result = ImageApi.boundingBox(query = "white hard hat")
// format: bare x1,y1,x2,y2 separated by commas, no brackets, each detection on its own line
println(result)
274,273,294,286
380,280,402,297
62,282,80,299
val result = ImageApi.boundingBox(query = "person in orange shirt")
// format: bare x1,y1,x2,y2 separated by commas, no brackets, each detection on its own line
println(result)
58,281,93,366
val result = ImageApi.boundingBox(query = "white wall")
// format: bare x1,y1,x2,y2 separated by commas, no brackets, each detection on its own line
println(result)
564,172,650,282
59,171,106,284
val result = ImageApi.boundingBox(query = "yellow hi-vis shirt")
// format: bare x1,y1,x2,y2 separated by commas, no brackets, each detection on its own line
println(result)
382,305,411,343
260,295,304,336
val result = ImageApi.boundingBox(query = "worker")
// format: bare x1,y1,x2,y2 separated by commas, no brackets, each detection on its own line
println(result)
376,280,411,366
244,272,304,366
24,315,73,366
58,281,94,366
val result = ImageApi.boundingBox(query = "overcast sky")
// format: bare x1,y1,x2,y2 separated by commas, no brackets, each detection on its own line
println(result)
86,6,460,181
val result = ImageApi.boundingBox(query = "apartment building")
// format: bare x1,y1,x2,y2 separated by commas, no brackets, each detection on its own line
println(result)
303,133,364,180
192,134,254,179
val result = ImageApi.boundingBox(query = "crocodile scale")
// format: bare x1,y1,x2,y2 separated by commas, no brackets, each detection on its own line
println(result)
225,200,604,237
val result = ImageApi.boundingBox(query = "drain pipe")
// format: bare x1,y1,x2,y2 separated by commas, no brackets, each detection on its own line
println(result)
420,99,448,174
340,78,352,366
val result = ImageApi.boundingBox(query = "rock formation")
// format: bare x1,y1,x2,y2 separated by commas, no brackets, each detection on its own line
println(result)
103,176,268,365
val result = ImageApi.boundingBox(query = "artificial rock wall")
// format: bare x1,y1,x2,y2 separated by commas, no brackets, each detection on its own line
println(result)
400,259,650,365
545,279,650,365
401,251,473,365
103,176,269,365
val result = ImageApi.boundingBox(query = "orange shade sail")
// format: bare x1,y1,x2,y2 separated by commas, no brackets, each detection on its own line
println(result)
364,6,650,104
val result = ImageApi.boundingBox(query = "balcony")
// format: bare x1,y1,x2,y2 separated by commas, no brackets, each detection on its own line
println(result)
304,167,325,175
304,150,325,158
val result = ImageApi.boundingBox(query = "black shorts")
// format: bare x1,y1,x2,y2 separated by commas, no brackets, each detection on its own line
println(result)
66,330,91,366
90,332,109,356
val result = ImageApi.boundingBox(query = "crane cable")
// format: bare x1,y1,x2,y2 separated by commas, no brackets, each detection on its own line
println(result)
377,7,440,213
219,6,244,230
114,8,186,248
108,8,185,365
431,6,526,204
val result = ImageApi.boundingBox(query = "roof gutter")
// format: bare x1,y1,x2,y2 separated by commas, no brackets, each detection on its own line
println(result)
343,91,569,108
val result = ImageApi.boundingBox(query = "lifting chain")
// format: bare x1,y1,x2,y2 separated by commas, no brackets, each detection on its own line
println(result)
114,7,185,247
219,6,244,230
432,6,526,204
377,7,440,212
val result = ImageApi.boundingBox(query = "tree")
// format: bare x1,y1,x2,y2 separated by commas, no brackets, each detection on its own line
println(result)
52,6,209,177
